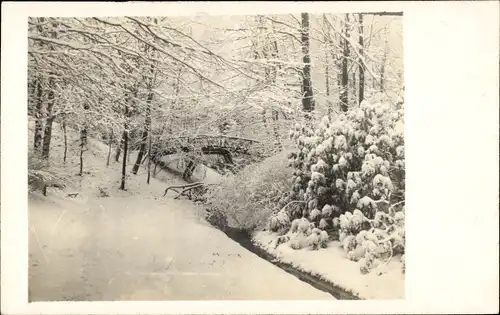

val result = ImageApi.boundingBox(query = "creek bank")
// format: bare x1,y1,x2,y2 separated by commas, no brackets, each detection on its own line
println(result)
215,224,361,300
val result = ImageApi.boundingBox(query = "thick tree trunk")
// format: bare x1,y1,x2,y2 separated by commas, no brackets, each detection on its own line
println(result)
358,13,365,104
120,127,129,190
120,85,136,190
120,100,132,190
340,14,350,112
132,91,153,175
41,78,55,159
34,76,44,152
41,22,58,159
301,12,315,114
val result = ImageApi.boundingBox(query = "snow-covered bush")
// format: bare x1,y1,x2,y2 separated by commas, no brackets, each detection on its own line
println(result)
284,217,329,250
28,151,69,195
269,210,291,234
275,93,405,265
339,204,405,274
206,150,294,231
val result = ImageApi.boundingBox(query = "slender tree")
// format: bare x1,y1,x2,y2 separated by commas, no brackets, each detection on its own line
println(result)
41,76,56,159
380,31,388,92
40,21,58,159
132,48,155,175
358,13,365,104
78,101,90,176
120,101,130,190
33,75,44,152
61,115,68,163
106,129,113,167
340,14,350,112
300,13,314,114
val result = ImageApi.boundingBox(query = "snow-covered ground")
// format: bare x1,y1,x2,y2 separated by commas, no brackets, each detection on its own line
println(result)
253,231,405,299
28,122,333,301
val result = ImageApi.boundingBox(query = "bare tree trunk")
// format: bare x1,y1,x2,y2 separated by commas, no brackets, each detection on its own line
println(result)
78,101,90,176
260,109,270,136
358,13,365,104
301,12,315,115
120,101,133,190
79,128,87,176
271,110,282,151
33,18,45,152
153,161,158,178
183,160,196,181
269,21,283,151
120,84,137,190
33,76,44,152
323,15,331,105
147,129,152,185
62,116,68,163
107,129,113,167
120,126,129,190
41,22,58,159
351,70,357,104
115,137,122,162
41,78,55,159
380,35,388,92
340,14,350,112
79,141,84,176
132,91,152,175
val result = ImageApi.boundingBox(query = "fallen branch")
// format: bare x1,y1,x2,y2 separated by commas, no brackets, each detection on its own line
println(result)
174,183,205,200
163,182,217,200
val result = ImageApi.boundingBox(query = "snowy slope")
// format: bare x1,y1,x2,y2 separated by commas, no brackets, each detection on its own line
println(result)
28,122,334,301
253,231,405,300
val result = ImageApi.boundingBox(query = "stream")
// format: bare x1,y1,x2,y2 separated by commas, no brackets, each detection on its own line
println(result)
157,160,361,300
217,225,360,300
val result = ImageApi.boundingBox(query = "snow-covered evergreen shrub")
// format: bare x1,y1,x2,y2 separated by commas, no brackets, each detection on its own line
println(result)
276,93,405,265
283,217,330,250
338,204,405,274
269,210,290,234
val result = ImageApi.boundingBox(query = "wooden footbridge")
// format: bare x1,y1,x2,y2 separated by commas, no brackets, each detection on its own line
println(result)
150,134,265,180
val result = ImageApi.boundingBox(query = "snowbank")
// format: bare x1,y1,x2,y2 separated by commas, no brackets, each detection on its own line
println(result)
253,230,405,300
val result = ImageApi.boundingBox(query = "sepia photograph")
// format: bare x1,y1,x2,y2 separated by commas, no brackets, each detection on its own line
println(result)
26,11,405,301
2,1,499,314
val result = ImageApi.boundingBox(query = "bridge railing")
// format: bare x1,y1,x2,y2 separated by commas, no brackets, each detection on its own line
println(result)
151,134,262,158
